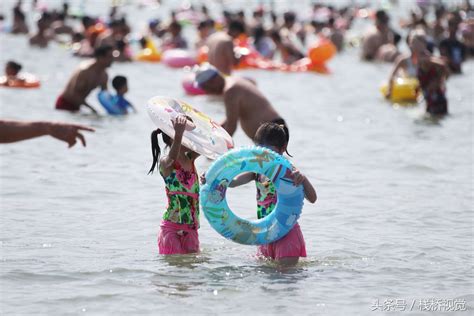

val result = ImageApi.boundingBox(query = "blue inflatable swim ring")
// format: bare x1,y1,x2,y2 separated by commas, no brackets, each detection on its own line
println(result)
97,91,124,115
200,146,304,245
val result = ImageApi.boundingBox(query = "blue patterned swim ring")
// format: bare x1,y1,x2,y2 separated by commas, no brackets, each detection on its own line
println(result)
200,146,304,245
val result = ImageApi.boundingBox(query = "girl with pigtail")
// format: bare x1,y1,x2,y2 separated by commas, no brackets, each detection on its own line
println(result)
149,115,201,255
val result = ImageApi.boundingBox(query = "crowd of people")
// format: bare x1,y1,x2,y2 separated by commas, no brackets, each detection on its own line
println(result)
1,0,473,265
2,0,472,115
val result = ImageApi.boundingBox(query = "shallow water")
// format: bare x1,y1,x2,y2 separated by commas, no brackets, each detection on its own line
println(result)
1,1,473,315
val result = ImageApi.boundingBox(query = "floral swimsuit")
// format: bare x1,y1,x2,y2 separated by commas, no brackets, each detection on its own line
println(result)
160,160,199,229
256,174,277,219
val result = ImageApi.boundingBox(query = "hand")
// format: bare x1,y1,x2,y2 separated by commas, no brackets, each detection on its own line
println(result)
48,122,95,147
173,115,187,136
291,168,306,186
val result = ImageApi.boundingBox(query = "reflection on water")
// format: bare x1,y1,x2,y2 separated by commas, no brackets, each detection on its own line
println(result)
158,252,211,269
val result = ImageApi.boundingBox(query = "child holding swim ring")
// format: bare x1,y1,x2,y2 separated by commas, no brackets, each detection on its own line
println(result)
149,115,201,255
230,123,317,265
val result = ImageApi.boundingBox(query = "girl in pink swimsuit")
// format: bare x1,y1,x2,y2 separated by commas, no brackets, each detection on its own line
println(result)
148,115,201,255
229,122,318,265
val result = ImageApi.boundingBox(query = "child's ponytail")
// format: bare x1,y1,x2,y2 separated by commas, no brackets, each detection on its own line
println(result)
148,129,162,174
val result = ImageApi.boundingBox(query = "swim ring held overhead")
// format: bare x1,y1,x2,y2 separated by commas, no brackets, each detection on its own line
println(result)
0,74,40,88
147,96,233,159
200,147,305,245
380,77,420,103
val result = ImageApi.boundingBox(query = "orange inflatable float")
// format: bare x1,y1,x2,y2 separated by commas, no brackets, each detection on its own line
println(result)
0,74,40,88
197,46,209,64
308,40,337,64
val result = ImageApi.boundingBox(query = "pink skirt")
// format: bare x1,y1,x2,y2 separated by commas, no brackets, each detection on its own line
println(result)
157,220,199,255
257,223,307,260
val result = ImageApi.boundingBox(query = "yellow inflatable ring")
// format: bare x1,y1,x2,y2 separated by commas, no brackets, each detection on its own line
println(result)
380,77,420,103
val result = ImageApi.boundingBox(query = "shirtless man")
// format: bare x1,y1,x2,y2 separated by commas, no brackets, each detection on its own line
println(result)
361,10,396,61
194,64,288,141
206,20,245,75
55,45,113,113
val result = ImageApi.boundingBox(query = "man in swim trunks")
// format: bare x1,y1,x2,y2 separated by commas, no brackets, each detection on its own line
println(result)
55,45,114,113
194,64,289,142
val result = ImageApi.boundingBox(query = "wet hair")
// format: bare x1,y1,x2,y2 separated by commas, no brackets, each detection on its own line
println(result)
40,12,52,23
228,20,245,35
169,21,182,32
254,122,289,154
94,45,113,58
375,10,389,24
252,25,265,43
198,20,207,30
81,16,94,28
6,60,22,73
283,11,296,24
148,129,172,174
112,75,127,90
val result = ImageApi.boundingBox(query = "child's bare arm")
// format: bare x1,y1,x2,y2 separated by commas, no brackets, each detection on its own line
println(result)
386,57,405,98
229,172,256,187
302,177,317,203
160,116,186,175
292,168,317,203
